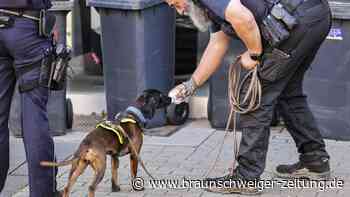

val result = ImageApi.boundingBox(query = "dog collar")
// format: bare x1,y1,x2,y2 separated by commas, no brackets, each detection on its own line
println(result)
126,106,147,127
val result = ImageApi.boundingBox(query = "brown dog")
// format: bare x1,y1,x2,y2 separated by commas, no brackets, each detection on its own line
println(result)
41,89,171,197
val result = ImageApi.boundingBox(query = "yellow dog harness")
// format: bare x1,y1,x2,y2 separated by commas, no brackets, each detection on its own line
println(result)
96,118,137,145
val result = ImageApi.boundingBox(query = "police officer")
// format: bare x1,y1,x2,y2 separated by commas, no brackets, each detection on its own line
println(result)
166,0,331,194
0,0,60,196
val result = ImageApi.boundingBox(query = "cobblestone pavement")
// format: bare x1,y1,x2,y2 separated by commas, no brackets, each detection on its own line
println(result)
9,120,350,197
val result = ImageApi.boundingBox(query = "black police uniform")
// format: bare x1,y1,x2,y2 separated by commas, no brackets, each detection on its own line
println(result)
0,0,57,196
198,0,332,179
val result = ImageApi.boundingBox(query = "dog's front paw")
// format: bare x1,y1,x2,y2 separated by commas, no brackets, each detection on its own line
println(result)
112,184,121,192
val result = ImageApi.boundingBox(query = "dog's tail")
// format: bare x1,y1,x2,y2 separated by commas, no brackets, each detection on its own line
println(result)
40,157,79,167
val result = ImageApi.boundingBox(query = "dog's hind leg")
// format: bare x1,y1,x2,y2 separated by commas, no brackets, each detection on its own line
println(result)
130,154,138,180
111,156,121,192
63,159,88,197
88,154,106,197
129,142,142,190
128,132,143,180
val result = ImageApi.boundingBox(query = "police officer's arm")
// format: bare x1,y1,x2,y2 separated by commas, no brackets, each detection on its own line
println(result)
192,31,231,87
225,0,262,56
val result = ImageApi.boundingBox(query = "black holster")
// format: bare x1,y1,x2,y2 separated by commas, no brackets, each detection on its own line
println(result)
39,47,55,89
39,44,71,91
49,44,71,90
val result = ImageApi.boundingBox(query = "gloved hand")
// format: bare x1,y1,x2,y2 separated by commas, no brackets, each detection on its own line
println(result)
168,77,198,104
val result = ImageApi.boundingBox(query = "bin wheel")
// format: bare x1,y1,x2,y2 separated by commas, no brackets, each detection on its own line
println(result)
166,102,189,125
66,98,74,129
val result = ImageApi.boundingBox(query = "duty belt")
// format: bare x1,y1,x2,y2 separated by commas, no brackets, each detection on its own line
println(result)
0,9,40,21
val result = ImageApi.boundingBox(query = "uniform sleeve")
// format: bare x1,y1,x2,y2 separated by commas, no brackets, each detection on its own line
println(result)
209,20,239,39
221,23,239,39
209,21,221,34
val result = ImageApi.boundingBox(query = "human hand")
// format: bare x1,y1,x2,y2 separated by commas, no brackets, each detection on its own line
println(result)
240,51,260,70
168,78,198,104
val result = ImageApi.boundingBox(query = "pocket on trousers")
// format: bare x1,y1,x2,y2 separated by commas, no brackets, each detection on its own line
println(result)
258,48,293,82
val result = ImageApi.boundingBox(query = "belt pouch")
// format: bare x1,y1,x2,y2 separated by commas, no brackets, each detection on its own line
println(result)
270,3,298,30
261,15,290,47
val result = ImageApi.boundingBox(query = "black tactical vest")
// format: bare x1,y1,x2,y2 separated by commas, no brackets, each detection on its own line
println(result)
0,0,52,10
197,0,270,37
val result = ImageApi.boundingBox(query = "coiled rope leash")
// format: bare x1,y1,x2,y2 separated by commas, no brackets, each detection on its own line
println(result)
204,57,262,177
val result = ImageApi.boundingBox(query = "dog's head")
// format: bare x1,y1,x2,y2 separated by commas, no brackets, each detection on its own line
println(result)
135,89,172,120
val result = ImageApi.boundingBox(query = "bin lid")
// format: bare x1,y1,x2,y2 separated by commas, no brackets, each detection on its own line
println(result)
87,0,165,10
329,0,350,19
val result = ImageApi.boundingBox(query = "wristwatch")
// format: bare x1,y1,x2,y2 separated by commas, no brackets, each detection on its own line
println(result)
250,53,263,62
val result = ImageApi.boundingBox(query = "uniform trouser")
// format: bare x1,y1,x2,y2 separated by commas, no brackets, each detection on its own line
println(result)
0,17,56,196
236,1,332,179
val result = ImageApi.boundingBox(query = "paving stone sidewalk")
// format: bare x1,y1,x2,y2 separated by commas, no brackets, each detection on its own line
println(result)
9,120,350,197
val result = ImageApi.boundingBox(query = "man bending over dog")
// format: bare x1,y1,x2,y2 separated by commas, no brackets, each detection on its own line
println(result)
166,0,332,194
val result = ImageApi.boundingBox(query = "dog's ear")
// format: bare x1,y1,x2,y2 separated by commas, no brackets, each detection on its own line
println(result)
140,97,157,120
136,93,146,106
135,92,155,119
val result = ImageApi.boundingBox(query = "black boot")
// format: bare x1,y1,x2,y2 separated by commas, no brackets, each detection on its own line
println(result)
204,171,261,195
274,157,331,180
